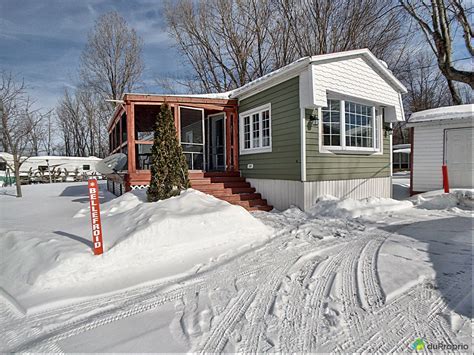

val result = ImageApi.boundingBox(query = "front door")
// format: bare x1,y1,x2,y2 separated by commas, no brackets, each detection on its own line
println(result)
445,127,473,188
207,114,226,171
180,107,205,170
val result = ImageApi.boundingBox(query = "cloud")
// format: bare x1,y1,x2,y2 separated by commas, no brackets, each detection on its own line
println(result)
0,0,188,111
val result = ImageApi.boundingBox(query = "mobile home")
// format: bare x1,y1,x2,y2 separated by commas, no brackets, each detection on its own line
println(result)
107,49,407,211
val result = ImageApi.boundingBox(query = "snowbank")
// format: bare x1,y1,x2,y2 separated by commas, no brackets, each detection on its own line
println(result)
413,189,473,210
0,186,272,307
307,195,413,219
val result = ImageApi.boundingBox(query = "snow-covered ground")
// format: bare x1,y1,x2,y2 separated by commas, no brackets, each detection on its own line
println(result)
0,182,472,353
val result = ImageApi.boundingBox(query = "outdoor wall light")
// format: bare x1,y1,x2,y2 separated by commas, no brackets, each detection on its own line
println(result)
309,108,319,122
384,123,393,137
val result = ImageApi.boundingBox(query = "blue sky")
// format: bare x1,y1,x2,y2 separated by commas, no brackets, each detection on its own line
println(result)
0,0,471,112
0,0,184,110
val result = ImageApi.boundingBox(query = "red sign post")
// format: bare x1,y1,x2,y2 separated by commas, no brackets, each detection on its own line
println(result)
442,165,450,193
88,178,104,255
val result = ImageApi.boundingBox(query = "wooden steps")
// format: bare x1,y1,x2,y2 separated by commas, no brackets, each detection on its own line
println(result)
189,171,273,212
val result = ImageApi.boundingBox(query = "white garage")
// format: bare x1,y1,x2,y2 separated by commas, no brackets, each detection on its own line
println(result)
407,104,473,194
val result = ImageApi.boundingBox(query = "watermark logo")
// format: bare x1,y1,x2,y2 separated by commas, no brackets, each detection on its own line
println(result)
410,338,425,351
409,338,469,352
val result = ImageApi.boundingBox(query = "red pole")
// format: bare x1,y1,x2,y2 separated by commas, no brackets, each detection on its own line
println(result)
88,178,104,255
442,165,450,193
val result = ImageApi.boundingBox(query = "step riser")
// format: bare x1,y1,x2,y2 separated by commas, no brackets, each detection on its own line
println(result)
186,171,272,211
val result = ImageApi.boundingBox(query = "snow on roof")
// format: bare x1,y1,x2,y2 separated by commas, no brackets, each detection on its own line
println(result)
230,56,310,98
409,104,473,124
230,49,407,98
123,91,233,100
0,152,101,161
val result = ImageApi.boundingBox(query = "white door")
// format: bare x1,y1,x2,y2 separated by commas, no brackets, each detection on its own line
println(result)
445,128,474,188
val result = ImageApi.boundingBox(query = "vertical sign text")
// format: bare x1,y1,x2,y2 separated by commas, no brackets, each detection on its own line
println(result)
88,179,104,255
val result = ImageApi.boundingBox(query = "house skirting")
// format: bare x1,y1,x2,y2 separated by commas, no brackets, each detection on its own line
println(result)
247,176,392,211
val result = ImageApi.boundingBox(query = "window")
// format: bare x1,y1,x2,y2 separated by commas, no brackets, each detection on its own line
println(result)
240,104,272,154
320,99,381,153
322,100,341,146
345,101,373,148
83,164,90,171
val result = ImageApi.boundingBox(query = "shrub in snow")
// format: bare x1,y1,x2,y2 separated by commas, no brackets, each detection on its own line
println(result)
148,103,190,202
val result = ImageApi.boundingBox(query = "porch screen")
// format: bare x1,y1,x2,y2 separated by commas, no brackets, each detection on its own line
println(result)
180,107,204,170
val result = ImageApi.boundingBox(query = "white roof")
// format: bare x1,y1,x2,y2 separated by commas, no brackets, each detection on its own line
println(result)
230,49,407,98
124,92,233,100
0,152,101,162
409,104,473,124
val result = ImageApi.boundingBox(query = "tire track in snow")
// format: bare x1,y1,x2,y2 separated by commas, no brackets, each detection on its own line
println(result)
235,257,299,353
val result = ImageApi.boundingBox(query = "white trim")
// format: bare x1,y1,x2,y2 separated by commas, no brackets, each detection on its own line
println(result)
239,103,272,155
300,107,306,181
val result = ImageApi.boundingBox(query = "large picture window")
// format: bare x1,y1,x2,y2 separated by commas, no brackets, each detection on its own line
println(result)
321,99,381,153
345,101,373,148
240,104,272,154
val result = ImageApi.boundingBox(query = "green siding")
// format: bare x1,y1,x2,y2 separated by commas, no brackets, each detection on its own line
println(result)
305,109,390,181
239,77,301,181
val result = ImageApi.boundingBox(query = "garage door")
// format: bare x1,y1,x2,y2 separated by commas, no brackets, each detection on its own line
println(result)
445,128,474,188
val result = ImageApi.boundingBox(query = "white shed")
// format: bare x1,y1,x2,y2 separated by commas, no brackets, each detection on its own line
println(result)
407,104,473,193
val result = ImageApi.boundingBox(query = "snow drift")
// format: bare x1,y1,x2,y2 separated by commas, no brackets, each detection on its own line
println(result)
308,195,413,219
413,189,473,210
0,187,272,307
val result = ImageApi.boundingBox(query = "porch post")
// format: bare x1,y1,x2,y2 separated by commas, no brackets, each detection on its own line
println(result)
232,108,239,172
174,104,180,139
126,101,136,174
225,110,232,171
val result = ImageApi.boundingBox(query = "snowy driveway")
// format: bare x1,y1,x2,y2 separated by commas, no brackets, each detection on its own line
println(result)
0,185,472,353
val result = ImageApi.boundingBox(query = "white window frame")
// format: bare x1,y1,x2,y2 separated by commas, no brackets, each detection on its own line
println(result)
239,103,272,155
319,98,383,155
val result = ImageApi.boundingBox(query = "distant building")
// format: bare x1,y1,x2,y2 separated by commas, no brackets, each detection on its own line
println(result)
0,153,102,185
393,143,411,171
407,104,473,194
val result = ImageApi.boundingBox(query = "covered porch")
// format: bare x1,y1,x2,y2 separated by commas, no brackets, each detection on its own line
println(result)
107,94,239,191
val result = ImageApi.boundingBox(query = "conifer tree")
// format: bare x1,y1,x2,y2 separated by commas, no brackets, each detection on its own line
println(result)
147,103,190,202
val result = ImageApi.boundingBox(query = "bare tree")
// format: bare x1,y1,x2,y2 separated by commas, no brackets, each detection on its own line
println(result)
0,71,44,197
278,0,408,60
399,52,453,113
56,89,88,157
393,51,453,144
165,0,281,92
399,0,474,104
80,11,144,102
56,88,110,158
165,0,412,92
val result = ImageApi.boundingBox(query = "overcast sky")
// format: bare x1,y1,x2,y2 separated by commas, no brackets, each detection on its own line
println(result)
0,0,184,111
0,0,471,113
